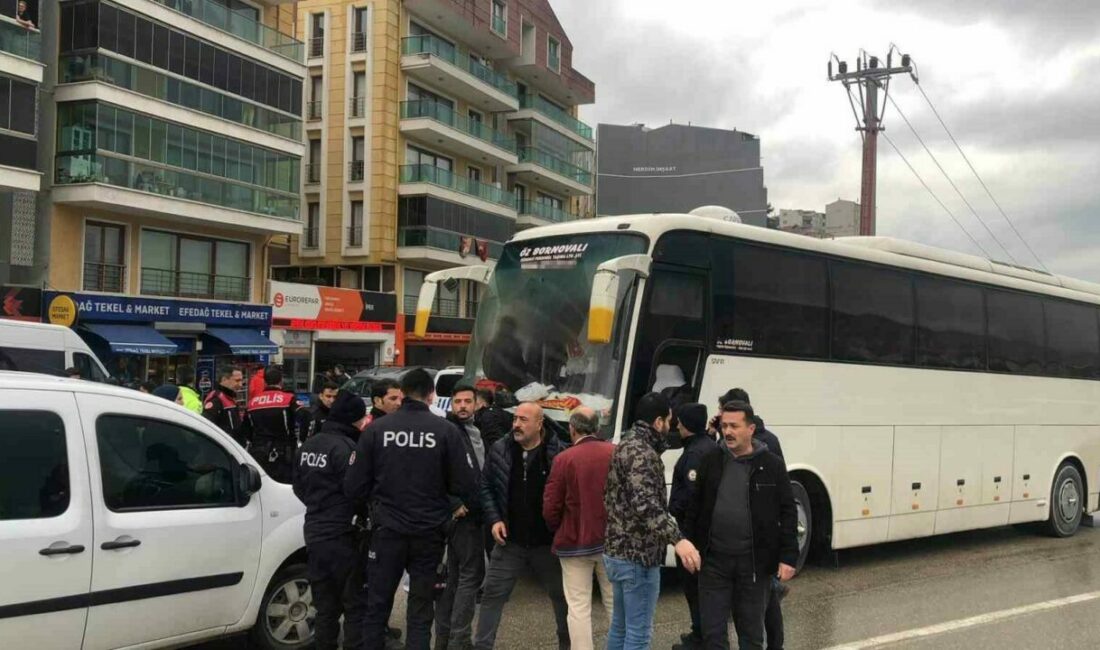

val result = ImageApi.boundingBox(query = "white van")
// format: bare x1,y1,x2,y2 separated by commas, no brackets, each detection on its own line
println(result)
0,373,313,649
0,320,110,380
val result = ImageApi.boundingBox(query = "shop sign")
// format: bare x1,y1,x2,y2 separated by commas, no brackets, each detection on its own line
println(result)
47,294,78,327
270,281,397,330
1,286,42,322
407,332,471,343
282,330,312,356
43,292,272,327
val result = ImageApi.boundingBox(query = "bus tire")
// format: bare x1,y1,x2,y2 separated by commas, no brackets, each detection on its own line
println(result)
251,563,315,650
792,480,812,572
1045,463,1084,538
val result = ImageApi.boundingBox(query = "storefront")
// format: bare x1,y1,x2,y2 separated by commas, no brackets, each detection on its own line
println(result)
43,291,276,390
269,281,397,397
401,314,473,369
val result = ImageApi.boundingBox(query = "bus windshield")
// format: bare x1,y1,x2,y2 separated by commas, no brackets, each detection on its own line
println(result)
465,232,648,431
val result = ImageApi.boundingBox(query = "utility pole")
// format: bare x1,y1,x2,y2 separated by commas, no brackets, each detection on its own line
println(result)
828,47,916,235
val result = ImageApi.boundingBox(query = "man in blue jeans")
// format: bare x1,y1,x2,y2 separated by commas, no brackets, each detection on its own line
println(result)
603,392,702,649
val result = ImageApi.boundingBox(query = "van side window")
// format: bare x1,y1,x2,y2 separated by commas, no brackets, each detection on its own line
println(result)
0,347,66,375
0,411,69,520
74,352,108,382
96,415,237,511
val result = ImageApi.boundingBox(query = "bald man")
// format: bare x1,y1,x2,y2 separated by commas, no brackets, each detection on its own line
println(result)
543,407,615,650
474,402,571,650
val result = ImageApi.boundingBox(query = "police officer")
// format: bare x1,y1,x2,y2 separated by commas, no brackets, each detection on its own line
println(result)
292,390,370,650
345,368,478,650
245,366,300,483
297,380,339,442
203,365,245,445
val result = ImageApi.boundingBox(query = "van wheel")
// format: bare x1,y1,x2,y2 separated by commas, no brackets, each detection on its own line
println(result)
792,480,812,573
251,563,315,650
1046,463,1084,538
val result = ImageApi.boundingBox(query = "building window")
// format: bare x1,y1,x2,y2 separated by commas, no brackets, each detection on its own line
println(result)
307,140,321,183
405,145,452,171
352,7,368,52
140,229,251,302
547,36,560,72
308,76,323,120
310,13,324,57
350,72,366,118
349,200,364,247
467,166,482,183
465,280,481,319
83,221,126,293
491,0,506,36
350,137,365,181
304,203,319,249
404,268,453,316
363,265,395,292
0,77,37,136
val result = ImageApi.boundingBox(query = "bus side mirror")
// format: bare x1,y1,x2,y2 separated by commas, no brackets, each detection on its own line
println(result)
414,265,494,338
587,255,652,345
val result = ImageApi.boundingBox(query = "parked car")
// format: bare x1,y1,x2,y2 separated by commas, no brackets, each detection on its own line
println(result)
0,373,312,649
343,366,456,415
0,320,110,380
432,366,466,412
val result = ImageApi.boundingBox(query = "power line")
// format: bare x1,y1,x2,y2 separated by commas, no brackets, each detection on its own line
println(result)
881,131,994,259
913,83,1051,273
886,94,1018,264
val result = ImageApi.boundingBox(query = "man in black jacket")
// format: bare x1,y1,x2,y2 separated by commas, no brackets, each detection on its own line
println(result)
297,381,338,442
245,367,301,483
367,378,402,424
474,402,570,650
292,391,370,650
684,401,798,650
203,365,244,445
669,403,718,650
344,369,478,650
474,388,512,449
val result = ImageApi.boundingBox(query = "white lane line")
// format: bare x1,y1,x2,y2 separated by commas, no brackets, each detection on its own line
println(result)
822,590,1100,650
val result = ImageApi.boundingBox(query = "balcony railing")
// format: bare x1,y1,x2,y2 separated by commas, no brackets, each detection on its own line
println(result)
150,0,303,63
56,154,301,221
60,54,301,141
400,100,515,153
0,20,39,61
305,162,321,184
347,225,363,247
307,101,323,121
83,261,126,293
517,147,593,186
398,226,502,261
491,15,507,36
351,32,367,53
400,164,515,209
141,267,250,302
401,35,516,98
517,200,577,224
518,95,593,141
349,96,366,119
302,226,319,249
348,160,364,182
309,37,324,58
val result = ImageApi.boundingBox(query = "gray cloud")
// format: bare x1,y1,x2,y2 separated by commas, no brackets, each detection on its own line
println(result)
880,0,1100,50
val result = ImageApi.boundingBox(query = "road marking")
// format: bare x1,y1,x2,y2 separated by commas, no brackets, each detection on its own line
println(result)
822,590,1100,649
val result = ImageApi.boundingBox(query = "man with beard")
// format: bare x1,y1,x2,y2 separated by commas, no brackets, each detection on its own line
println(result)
367,378,403,424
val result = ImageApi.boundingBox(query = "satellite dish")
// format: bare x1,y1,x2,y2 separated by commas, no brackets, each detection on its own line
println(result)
689,205,742,223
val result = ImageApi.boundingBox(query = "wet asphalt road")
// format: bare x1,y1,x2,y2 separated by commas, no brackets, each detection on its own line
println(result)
195,522,1100,649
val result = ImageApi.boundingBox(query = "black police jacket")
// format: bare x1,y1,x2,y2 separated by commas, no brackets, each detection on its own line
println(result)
668,431,719,527
296,403,329,443
203,384,244,445
245,386,300,445
344,400,478,535
293,420,358,545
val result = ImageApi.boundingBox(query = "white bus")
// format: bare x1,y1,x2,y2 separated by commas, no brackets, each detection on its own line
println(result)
414,214,1100,568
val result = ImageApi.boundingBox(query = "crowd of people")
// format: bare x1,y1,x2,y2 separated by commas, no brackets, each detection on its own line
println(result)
109,359,799,649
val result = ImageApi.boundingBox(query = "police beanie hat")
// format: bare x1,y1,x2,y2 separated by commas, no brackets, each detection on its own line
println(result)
676,403,708,435
328,390,368,425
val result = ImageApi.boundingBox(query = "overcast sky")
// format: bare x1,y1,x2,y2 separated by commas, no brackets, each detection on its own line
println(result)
553,0,1100,281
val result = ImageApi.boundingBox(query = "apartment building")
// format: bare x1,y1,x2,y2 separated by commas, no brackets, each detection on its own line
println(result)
0,0,45,319
826,198,860,238
43,0,305,386
273,0,595,369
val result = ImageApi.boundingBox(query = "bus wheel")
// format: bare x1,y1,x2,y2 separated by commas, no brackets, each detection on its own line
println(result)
792,480,812,572
1046,463,1084,538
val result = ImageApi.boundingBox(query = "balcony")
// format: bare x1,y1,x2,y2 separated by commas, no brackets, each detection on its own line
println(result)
149,0,304,63
305,163,321,185
141,267,251,302
348,160,364,182
400,36,518,113
301,226,319,249
349,96,366,119
54,154,302,235
516,199,578,229
347,225,363,248
509,95,594,146
83,262,126,293
307,101,323,121
399,164,516,219
309,37,324,59
400,100,517,167
0,20,42,83
351,32,367,53
507,148,592,197
403,0,520,56
398,226,503,268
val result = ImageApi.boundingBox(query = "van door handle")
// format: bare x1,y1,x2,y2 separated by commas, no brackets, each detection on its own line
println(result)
39,544,86,556
101,537,142,551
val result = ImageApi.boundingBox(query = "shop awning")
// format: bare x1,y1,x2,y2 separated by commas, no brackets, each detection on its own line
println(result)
81,324,179,355
202,327,279,356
